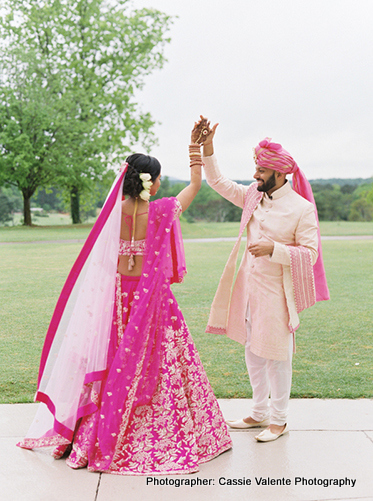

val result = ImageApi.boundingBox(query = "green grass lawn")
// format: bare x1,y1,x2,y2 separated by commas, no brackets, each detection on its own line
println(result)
318,221,373,236
1,230,372,403
176,239,373,399
2,219,373,243
0,224,94,242
9,212,97,227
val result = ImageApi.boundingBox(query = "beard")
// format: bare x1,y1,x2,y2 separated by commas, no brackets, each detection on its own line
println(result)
256,172,276,193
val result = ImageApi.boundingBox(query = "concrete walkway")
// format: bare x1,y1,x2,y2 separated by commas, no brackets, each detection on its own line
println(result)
1,399,373,501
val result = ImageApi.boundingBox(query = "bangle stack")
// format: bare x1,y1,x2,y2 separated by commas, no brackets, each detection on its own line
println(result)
189,143,202,168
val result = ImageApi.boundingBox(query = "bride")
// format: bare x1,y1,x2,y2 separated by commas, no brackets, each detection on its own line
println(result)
17,117,232,475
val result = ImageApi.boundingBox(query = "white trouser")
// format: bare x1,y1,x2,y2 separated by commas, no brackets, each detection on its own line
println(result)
245,315,293,427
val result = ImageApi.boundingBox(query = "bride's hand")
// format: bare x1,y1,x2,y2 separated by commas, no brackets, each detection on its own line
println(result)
191,115,213,144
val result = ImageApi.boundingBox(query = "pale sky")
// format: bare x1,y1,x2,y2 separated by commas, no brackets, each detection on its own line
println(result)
131,0,373,181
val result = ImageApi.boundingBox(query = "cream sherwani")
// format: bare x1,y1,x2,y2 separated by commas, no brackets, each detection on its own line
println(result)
204,154,319,424
203,154,318,361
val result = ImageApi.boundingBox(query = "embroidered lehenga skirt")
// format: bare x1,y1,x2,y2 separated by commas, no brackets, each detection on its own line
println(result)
63,273,232,475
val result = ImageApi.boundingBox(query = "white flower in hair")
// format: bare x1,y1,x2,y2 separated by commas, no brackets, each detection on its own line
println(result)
139,189,151,201
139,172,153,201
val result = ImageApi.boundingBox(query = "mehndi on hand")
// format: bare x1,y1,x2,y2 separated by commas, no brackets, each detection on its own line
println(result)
191,116,212,145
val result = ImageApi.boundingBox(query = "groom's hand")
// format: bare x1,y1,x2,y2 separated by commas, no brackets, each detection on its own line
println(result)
248,240,274,257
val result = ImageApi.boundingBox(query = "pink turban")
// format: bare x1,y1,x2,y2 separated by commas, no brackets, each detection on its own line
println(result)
254,138,298,174
254,137,330,302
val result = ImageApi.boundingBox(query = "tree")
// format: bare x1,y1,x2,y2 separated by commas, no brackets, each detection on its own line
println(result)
0,185,22,225
348,183,373,221
348,198,373,221
0,47,64,224
33,187,64,213
0,0,172,224
313,184,353,221
0,189,13,224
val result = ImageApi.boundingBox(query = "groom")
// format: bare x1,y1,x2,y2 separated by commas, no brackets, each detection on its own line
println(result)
201,122,329,442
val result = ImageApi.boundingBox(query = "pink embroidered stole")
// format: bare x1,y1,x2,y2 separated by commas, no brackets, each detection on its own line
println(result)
288,246,316,313
206,182,317,335
206,184,263,334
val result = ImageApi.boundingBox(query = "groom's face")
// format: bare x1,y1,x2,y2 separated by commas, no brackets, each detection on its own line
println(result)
254,166,276,193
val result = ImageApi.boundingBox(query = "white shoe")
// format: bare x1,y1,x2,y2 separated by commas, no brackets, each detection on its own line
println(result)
255,424,289,442
225,418,270,429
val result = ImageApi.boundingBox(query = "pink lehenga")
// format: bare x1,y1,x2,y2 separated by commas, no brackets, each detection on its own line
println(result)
17,170,232,475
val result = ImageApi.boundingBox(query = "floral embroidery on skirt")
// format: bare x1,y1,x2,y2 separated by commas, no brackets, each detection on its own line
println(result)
64,274,232,475
18,197,232,475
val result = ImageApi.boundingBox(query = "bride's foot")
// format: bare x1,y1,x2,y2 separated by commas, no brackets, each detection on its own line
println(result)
66,449,88,469
51,444,71,459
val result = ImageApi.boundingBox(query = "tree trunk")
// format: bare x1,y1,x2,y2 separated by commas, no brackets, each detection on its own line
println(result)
23,193,32,226
70,186,81,224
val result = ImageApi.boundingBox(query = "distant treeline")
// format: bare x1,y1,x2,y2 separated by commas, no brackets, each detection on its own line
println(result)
153,176,373,223
1,176,373,225
0,183,109,225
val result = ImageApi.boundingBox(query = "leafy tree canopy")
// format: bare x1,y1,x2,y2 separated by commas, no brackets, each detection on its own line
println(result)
0,0,173,224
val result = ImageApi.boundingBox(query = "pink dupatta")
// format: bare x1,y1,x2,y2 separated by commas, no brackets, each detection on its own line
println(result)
92,198,186,468
18,185,185,450
18,170,126,448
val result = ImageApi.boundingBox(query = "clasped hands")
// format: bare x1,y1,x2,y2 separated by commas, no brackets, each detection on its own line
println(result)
191,115,218,145
248,240,274,257
192,115,274,257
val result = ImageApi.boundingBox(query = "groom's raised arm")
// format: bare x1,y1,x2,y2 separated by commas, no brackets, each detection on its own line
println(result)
202,122,247,208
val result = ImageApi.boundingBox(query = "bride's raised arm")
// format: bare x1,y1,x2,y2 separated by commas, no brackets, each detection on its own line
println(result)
176,116,215,212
